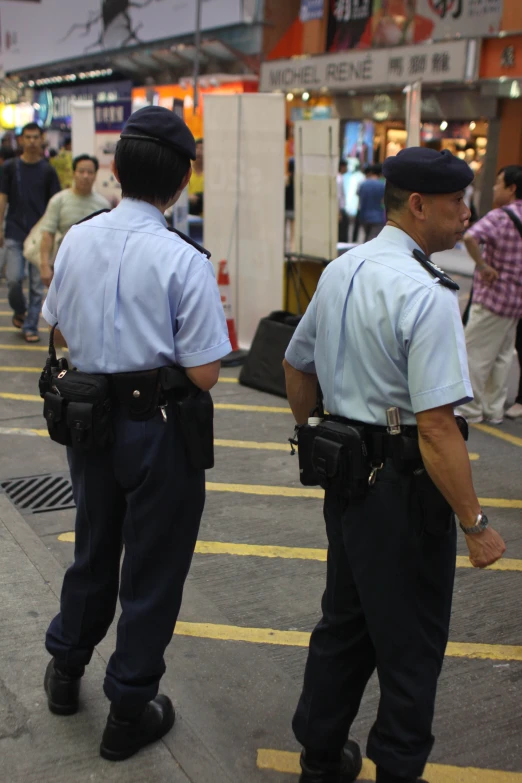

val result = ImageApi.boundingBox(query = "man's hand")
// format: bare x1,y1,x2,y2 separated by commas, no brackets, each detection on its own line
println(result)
465,526,506,568
479,264,499,285
41,263,53,287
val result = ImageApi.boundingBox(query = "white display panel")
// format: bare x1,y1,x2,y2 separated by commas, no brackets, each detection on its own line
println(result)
71,100,95,159
204,94,285,349
294,119,339,261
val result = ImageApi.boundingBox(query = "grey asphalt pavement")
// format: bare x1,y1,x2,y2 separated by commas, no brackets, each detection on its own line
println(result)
0,277,521,783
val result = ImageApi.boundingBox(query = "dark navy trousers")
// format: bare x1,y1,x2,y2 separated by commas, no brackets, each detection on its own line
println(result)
46,409,205,712
292,460,456,780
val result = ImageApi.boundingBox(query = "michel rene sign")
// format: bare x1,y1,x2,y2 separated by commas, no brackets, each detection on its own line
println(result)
260,40,472,93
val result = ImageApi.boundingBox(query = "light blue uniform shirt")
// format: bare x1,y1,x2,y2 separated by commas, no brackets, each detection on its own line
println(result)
285,226,472,426
43,199,232,374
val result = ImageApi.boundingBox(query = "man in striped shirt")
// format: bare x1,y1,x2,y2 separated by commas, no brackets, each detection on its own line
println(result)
457,166,522,424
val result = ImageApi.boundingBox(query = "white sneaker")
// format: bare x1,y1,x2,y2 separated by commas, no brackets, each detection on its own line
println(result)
465,415,484,424
485,417,503,425
506,403,522,420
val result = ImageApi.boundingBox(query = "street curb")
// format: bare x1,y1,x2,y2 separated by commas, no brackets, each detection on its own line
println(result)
0,493,65,598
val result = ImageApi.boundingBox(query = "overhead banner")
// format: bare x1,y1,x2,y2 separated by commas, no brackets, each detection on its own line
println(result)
0,0,246,72
327,0,502,50
260,40,473,92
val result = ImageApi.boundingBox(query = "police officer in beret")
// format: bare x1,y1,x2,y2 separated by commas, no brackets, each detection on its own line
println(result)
283,148,506,783
41,106,232,758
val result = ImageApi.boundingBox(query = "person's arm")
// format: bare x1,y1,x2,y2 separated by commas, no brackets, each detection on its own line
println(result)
283,359,318,424
0,193,8,247
464,234,498,285
40,231,55,286
417,405,505,568
186,360,221,391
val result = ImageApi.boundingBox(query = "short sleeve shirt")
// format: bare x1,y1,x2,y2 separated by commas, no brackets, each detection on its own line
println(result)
285,226,472,426
1,158,61,241
43,199,232,373
465,201,522,319
40,189,111,241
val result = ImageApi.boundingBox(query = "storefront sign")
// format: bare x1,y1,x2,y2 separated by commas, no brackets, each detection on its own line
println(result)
34,81,132,129
480,35,522,80
0,0,247,73
300,0,325,22
327,0,502,50
334,90,497,121
260,40,472,92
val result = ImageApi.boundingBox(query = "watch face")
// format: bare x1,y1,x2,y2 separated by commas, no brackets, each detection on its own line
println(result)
480,513,488,527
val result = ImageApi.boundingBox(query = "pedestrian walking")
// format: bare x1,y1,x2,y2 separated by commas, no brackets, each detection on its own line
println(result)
337,159,349,243
358,163,386,241
457,165,522,424
42,106,232,760
39,154,110,286
283,147,505,783
0,122,61,342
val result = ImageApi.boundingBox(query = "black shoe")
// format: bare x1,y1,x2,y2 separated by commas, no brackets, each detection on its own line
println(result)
300,740,363,782
100,695,175,762
376,769,429,783
44,658,83,716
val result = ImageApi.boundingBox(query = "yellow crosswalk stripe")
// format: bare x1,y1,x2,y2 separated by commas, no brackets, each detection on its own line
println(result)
0,391,41,402
0,366,40,372
173,621,522,661
56,534,522,573
218,377,238,383
256,748,522,781
471,422,522,449
215,402,290,413
0,327,18,332
0,311,14,315
0,343,50,352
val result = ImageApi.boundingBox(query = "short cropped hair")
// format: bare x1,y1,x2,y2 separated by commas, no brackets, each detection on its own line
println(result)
371,163,383,176
73,154,99,172
384,181,412,215
498,165,522,200
339,158,348,172
114,138,190,205
22,122,43,136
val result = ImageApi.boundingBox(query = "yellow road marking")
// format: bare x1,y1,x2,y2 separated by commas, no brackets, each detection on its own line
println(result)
0,343,50,352
0,391,41,402
218,377,238,383
0,366,40,372
214,438,289,451
0,426,47,438
472,422,522,449
206,482,324,498
173,622,522,661
0,311,14,315
0,327,18,332
56,534,522,573
215,402,290,413
256,749,522,781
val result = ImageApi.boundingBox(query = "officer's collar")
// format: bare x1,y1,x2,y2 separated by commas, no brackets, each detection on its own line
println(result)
378,225,424,256
116,198,168,227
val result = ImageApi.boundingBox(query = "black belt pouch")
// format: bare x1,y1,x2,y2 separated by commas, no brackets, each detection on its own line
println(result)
296,424,322,486
111,370,161,420
175,392,215,471
44,371,112,454
311,420,369,500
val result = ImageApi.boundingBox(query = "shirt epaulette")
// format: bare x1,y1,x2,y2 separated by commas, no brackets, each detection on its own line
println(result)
412,249,459,291
74,208,111,226
167,226,211,259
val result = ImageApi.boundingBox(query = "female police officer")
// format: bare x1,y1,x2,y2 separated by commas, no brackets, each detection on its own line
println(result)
283,148,506,783
41,106,232,760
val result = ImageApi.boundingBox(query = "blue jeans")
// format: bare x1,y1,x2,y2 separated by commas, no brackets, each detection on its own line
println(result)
5,238,43,334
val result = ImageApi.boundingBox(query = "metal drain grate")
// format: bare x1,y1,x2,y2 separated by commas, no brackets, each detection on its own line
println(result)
1,473,75,514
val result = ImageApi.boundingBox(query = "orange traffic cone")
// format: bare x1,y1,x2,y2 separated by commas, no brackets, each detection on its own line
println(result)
217,259,247,366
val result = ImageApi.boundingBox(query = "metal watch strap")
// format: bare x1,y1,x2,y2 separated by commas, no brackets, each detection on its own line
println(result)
459,512,489,535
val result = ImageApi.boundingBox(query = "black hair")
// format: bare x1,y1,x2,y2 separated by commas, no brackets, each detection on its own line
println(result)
22,122,43,135
73,154,100,172
498,165,522,200
114,138,190,205
371,163,383,176
339,158,348,172
0,149,16,161
384,181,411,215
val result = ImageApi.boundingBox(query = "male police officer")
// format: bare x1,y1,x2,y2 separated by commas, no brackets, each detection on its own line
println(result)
41,106,232,759
283,148,506,783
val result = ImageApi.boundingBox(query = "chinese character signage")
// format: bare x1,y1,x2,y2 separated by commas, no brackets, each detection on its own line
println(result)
94,101,131,132
260,40,471,92
300,0,325,22
327,0,502,50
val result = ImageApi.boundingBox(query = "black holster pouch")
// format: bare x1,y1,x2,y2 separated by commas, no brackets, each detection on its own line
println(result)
312,420,369,501
110,369,162,420
160,367,215,471
40,328,112,453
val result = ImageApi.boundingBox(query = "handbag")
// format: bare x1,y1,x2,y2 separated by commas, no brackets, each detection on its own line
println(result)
23,218,61,268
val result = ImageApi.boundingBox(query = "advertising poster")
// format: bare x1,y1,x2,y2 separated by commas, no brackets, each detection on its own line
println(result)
328,0,502,50
0,0,246,72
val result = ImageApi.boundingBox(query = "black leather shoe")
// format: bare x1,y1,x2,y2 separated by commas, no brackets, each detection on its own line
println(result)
299,740,363,782
44,658,83,715
100,695,175,762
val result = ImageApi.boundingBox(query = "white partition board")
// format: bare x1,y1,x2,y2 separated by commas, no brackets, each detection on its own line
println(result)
294,119,339,261
71,100,95,158
204,94,285,349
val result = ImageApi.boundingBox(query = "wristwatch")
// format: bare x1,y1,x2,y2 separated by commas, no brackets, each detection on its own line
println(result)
458,512,489,535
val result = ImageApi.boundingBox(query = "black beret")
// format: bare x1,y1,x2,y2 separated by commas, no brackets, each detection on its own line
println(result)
382,147,474,194
121,105,196,161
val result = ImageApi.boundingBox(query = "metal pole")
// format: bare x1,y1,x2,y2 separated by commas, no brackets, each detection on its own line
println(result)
193,0,202,116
